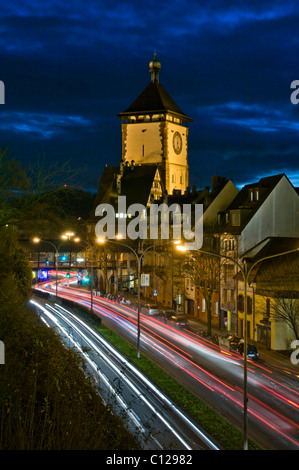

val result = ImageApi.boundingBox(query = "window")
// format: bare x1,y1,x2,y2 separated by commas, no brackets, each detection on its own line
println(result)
238,294,244,312
238,294,252,313
266,298,270,316
202,299,206,312
231,212,241,226
247,296,252,315
223,263,235,282
249,188,259,202
225,239,235,251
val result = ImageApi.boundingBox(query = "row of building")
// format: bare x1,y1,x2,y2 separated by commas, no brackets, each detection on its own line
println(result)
89,54,299,351
91,169,298,351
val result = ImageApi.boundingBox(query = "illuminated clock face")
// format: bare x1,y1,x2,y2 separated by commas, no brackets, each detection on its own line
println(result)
173,131,182,155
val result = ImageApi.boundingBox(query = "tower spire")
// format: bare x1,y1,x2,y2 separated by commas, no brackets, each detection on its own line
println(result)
149,52,161,83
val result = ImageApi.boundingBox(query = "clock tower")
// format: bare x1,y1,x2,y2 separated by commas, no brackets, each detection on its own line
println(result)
117,54,192,195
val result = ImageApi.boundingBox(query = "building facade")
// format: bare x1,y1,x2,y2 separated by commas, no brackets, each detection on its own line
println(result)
218,175,299,348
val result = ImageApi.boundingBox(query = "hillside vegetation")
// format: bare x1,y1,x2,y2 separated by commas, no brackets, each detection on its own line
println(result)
0,228,139,450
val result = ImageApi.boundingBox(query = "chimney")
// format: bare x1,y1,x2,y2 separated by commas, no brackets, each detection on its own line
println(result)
212,175,226,191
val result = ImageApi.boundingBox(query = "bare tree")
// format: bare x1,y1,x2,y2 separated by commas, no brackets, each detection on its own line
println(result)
271,296,299,340
255,251,299,344
0,149,78,231
183,249,221,336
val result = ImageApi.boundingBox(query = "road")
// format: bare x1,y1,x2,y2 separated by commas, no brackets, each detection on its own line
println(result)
30,297,219,451
34,275,299,450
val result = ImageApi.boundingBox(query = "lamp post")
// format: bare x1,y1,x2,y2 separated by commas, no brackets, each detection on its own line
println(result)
34,234,96,312
72,237,95,314
33,237,65,298
99,236,180,358
177,244,299,450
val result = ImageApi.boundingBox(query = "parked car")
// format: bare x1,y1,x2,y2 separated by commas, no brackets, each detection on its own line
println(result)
238,341,260,360
168,315,190,329
225,335,260,360
142,304,160,316
160,309,176,322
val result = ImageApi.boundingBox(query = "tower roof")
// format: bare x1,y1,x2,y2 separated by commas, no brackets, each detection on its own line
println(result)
118,54,192,122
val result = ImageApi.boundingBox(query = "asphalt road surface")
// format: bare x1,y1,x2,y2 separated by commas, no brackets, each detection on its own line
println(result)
30,297,220,451
33,276,299,450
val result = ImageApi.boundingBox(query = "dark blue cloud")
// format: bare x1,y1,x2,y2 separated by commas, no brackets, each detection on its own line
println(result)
0,0,298,191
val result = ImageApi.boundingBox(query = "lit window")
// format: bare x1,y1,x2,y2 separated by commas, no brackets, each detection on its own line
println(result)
231,212,240,226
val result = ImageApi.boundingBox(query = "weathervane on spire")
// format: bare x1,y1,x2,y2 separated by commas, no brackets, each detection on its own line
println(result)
149,52,161,83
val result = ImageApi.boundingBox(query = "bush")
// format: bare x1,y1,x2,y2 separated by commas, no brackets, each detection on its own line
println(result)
0,227,32,300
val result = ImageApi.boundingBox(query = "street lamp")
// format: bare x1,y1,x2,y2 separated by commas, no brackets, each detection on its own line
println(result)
98,237,180,358
176,243,299,450
32,234,72,298
34,234,96,312
71,237,95,314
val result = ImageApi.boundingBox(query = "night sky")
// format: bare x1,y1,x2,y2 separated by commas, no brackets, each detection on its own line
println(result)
1,0,299,193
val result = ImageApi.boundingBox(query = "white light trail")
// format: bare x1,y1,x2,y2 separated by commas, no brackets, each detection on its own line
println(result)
31,299,219,450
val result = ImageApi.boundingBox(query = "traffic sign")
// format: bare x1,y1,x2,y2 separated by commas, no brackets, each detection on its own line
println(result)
141,274,150,286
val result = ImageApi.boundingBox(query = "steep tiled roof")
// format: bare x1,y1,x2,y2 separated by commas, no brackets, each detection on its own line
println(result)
120,164,162,207
240,237,299,286
118,81,192,121
224,174,288,233
94,163,164,211
227,174,285,211
94,166,120,208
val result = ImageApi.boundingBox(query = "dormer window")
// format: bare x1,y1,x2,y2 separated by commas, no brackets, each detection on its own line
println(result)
250,188,259,202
